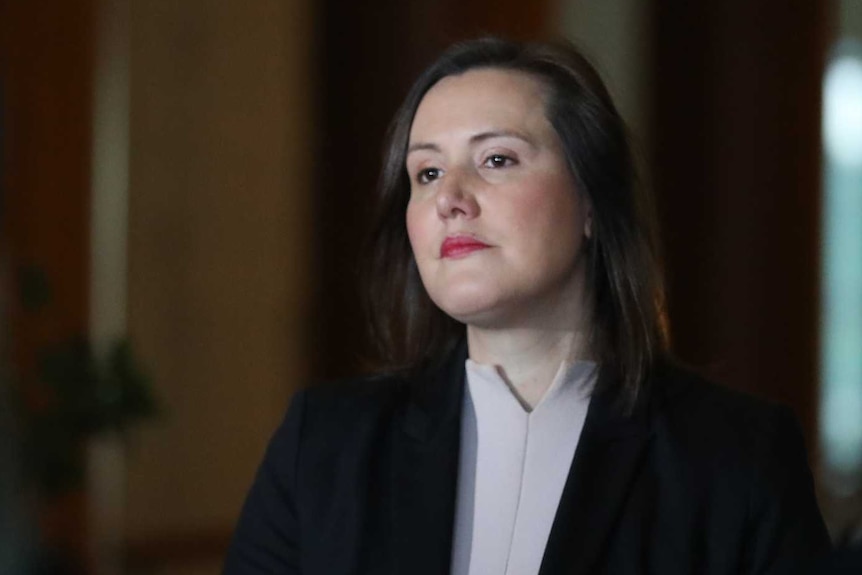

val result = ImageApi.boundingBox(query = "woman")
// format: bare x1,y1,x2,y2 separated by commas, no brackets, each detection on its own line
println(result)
224,38,830,574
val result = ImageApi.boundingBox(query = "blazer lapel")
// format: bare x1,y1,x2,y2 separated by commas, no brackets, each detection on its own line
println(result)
391,342,467,575
539,383,654,575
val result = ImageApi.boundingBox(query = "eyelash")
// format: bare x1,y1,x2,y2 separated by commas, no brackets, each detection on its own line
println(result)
483,153,516,169
412,154,517,185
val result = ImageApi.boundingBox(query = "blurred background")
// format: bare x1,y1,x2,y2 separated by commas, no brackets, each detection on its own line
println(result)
1,0,861,573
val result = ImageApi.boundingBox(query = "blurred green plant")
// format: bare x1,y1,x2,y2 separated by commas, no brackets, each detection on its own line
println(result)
15,265,159,495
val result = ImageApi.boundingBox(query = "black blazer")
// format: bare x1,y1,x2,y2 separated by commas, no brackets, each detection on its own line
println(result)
224,346,831,574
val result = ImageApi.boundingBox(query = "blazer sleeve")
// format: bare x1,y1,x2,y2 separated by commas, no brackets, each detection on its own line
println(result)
742,406,831,574
223,390,307,574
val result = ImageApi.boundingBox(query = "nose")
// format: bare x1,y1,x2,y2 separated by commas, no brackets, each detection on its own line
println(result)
435,169,479,220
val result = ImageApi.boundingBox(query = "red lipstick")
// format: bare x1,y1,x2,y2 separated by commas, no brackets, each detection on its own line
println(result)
440,236,491,259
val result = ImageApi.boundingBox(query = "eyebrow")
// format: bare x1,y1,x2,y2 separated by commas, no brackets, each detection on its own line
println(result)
406,129,537,155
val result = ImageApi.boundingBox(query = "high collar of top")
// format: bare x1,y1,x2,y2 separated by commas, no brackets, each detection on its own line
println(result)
465,359,597,414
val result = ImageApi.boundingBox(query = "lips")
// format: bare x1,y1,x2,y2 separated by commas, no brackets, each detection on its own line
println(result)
440,235,491,259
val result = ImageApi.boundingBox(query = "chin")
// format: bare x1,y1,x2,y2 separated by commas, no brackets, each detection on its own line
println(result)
429,287,510,327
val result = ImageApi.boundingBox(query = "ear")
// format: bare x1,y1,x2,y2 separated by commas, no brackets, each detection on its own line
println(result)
584,206,593,240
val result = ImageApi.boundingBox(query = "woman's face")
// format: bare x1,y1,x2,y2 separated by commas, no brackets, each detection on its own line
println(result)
405,68,592,329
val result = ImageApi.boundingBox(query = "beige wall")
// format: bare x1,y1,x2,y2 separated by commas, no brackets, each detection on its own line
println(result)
125,0,313,541
555,0,652,162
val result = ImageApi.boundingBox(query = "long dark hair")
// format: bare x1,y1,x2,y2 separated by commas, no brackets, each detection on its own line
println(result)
363,37,667,405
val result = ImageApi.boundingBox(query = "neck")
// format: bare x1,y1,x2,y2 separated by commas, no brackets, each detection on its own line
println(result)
466,326,591,408
463,256,592,407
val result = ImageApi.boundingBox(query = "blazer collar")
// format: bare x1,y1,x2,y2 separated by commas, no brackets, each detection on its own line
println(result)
391,341,657,575
400,338,468,443
539,370,655,575
391,339,467,575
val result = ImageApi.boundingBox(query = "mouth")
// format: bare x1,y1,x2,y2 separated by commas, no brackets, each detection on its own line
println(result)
440,235,491,259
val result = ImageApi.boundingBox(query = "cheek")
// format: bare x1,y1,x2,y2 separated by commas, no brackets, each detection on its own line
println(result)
502,179,585,272
508,177,581,237
405,201,429,255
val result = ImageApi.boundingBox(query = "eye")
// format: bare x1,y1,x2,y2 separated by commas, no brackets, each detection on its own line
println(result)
483,153,516,168
416,167,441,184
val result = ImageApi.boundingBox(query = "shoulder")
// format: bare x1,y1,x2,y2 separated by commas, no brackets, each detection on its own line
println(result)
293,344,467,445
647,361,804,456
645,361,830,558
225,371,420,573
287,371,414,439
641,359,820,508
645,361,829,528
302,371,412,411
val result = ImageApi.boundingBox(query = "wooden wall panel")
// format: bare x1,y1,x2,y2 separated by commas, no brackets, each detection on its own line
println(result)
124,0,314,565
1,0,94,570
652,1,828,437
1,0,93,371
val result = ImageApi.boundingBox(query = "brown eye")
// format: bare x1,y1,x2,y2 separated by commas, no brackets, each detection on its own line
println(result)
483,154,515,168
417,167,441,184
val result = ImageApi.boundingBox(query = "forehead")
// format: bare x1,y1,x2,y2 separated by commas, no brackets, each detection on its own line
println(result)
408,68,552,142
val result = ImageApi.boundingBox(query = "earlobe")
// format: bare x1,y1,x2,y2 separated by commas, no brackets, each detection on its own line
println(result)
585,212,593,240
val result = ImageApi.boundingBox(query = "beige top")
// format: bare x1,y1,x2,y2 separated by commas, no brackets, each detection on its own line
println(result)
450,359,596,575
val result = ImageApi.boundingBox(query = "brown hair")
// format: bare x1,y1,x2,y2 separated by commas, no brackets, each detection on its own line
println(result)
363,37,667,405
